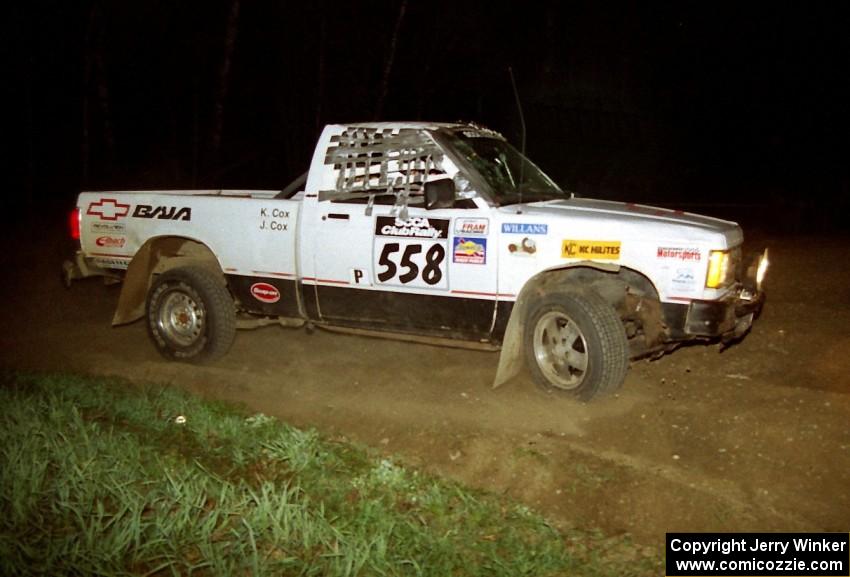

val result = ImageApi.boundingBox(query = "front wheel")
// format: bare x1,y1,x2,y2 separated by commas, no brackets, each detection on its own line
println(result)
523,291,628,401
146,266,236,362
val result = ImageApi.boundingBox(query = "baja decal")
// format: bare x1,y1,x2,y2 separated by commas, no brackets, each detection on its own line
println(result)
95,236,126,248
501,223,548,235
508,237,536,256
86,198,130,221
561,239,621,260
657,247,701,261
374,216,450,289
250,282,280,304
454,218,488,236
132,205,192,221
91,221,126,234
453,237,486,264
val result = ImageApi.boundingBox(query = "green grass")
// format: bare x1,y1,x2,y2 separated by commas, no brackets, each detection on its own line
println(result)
0,371,654,576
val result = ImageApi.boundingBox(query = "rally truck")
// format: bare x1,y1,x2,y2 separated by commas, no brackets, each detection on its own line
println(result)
64,122,768,400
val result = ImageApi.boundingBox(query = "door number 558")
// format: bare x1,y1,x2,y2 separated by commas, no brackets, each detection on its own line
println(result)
376,242,445,286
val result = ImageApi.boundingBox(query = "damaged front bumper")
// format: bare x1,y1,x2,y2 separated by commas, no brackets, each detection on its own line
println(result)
662,248,768,342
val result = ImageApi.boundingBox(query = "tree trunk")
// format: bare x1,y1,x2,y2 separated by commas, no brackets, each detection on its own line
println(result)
212,0,241,157
374,0,407,120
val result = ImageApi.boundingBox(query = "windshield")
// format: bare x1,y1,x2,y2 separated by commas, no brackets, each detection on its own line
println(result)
446,131,566,205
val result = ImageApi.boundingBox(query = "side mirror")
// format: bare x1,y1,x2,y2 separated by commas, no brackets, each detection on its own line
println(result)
424,178,456,210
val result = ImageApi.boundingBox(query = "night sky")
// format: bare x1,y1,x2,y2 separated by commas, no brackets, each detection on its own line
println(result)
8,1,850,231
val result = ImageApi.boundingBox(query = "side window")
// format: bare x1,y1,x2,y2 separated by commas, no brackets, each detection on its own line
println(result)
322,128,448,208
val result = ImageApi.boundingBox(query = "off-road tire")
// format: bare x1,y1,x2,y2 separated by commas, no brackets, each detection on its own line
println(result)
523,290,628,401
146,266,235,362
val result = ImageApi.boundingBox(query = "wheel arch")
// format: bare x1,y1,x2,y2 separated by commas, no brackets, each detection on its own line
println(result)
112,236,224,326
493,261,659,387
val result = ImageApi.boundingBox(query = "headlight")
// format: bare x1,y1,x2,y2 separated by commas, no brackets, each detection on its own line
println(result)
705,250,730,288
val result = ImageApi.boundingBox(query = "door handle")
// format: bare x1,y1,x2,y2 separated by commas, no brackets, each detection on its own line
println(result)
326,213,350,220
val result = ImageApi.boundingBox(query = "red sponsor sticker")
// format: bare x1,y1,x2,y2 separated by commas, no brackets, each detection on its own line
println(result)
250,282,280,304
95,236,126,248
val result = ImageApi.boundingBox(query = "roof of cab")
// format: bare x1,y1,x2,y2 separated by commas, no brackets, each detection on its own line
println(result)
331,121,468,131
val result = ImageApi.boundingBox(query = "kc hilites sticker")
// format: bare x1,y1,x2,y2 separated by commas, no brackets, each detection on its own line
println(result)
657,246,701,261
453,237,486,264
561,239,621,260
454,218,488,237
373,216,450,289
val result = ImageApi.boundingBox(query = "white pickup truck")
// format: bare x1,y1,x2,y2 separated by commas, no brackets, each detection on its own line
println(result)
65,122,768,400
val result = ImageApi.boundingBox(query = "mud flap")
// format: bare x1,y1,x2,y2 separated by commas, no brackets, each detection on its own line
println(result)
112,242,155,326
493,295,527,388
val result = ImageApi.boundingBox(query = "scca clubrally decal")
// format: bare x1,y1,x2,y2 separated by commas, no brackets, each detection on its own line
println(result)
374,216,449,239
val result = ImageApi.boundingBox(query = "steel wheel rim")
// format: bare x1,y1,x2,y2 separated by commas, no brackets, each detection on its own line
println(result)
157,290,204,347
533,310,589,390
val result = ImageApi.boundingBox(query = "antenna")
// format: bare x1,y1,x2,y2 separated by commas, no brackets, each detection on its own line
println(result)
508,66,526,213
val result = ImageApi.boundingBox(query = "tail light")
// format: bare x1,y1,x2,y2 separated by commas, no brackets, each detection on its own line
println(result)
69,208,81,240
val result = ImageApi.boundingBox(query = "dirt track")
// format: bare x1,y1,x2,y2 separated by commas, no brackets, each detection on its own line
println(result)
2,228,849,549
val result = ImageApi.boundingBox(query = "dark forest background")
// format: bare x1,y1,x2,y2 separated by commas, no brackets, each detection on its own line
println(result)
7,1,850,232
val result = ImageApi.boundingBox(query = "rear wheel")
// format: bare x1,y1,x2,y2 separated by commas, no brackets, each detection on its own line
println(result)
146,266,235,362
523,291,628,401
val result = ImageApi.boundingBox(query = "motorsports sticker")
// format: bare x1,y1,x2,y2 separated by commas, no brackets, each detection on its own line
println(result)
453,237,486,264
373,216,450,289
561,239,621,260
657,246,701,261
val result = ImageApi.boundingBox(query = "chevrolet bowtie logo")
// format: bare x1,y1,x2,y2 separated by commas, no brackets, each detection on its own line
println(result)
87,198,130,221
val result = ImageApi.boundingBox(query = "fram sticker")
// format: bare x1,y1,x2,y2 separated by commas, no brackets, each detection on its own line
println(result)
453,237,486,264
250,282,280,304
561,240,621,260
454,218,488,236
501,223,548,235
657,247,701,261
